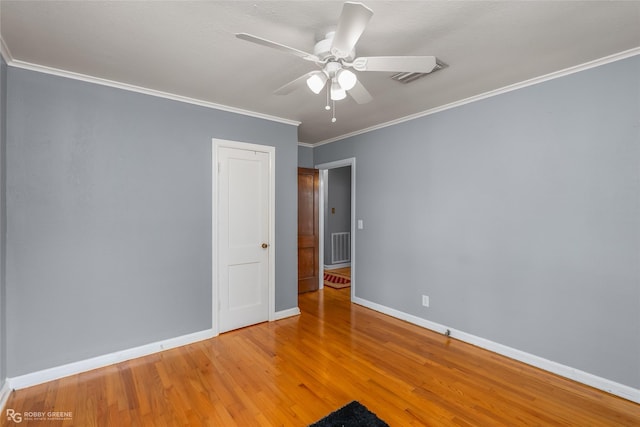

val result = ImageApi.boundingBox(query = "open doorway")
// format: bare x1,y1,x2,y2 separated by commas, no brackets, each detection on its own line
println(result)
316,158,356,301
322,166,351,286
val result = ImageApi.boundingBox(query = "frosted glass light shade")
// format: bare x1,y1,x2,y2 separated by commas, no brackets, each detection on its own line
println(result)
306,72,327,94
330,80,347,100
336,69,357,91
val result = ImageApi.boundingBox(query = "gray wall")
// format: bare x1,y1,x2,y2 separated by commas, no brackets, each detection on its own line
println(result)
314,56,640,389
0,56,7,382
298,145,314,168
324,166,351,266
6,67,298,377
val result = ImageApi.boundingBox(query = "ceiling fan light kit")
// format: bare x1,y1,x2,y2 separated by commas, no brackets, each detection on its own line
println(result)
330,79,347,101
306,72,328,94
236,1,442,122
336,69,357,91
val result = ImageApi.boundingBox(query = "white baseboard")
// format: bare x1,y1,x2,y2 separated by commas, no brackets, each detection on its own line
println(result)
274,307,301,321
0,379,11,412
8,329,216,390
324,263,351,270
7,299,638,404
6,308,301,391
352,296,640,404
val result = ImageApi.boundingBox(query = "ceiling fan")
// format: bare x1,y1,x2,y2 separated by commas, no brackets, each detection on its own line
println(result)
236,1,439,121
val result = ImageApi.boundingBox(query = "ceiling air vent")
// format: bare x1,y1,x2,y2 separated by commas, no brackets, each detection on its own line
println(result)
391,59,447,84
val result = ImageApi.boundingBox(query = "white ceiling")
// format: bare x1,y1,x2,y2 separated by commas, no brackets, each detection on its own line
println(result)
1,1,639,145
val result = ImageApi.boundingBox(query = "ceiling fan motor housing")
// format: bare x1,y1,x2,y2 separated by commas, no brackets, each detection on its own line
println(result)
324,61,342,77
314,31,356,62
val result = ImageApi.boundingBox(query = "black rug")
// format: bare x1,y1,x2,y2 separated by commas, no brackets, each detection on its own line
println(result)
309,401,389,427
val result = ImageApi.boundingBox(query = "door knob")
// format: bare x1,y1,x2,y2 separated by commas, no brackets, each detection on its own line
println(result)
261,243,269,249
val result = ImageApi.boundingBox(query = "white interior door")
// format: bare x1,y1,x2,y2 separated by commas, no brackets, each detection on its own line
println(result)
216,143,272,333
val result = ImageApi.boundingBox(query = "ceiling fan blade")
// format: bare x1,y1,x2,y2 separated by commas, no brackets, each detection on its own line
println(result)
236,33,319,62
330,2,373,59
274,72,317,95
352,56,438,73
348,80,373,104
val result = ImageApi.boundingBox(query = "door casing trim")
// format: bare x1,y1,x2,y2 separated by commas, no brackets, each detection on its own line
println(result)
315,158,356,302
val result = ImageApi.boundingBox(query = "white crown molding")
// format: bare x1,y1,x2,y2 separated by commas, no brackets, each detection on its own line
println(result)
310,47,640,147
297,142,315,148
352,296,640,404
0,37,14,63
0,36,299,127
8,329,215,390
3,56,300,127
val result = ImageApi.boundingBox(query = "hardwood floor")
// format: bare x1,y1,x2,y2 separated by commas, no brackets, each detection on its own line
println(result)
3,288,639,426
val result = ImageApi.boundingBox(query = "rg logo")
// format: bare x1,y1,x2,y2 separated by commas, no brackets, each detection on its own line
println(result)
6,409,22,423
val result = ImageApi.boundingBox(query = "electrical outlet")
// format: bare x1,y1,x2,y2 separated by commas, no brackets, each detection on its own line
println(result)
422,295,429,307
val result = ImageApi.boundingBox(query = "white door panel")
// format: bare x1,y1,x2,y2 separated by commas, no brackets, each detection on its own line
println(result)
217,144,271,333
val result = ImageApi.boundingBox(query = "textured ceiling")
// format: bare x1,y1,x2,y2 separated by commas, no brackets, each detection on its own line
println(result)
1,1,639,144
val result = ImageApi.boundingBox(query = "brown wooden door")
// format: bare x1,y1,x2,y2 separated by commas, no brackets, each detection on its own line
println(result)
298,167,319,293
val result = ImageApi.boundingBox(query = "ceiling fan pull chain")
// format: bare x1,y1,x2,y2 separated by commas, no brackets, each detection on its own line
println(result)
325,84,331,111
331,100,337,123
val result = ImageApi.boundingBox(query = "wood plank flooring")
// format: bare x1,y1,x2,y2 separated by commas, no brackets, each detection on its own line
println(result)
3,287,639,426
